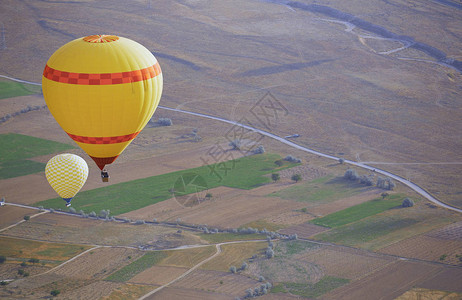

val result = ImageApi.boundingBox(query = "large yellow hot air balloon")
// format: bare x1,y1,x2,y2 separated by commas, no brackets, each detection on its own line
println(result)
45,154,89,207
42,35,163,179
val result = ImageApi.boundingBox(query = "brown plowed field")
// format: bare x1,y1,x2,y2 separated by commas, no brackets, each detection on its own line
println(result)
278,222,329,238
2,214,177,246
299,246,395,279
53,247,143,279
129,265,189,286
426,221,462,240
146,286,233,300
161,246,216,268
379,235,462,265
0,205,38,229
323,261,443,300
419,267,462,293
123,186,306,228
58,281,122,300
172,269,259,296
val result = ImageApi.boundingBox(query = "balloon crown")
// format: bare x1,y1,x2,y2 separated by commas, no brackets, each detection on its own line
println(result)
83,35,119,43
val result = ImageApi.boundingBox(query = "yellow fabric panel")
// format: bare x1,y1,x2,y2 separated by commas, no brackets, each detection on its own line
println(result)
46,37,157,73
45,154,89,199
42,75,162,137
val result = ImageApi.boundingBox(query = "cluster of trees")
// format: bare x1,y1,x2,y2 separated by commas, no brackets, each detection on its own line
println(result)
271,172,302,183
241,282,272,299
284,155,301,163
148,117,172,126
0,105,46,124
344,169,395,190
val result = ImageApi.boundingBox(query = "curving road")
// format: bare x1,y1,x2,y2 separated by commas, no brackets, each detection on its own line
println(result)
158,106,462,214
1,74,460,213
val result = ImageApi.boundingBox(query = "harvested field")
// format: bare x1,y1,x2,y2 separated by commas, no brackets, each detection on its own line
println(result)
323,261,443,300
379,235,462,265
427,221,462,240
396,288,462,300
125,186,306,228
0,236,90,262
102,283,155,300
161,246,216,268
53,247,143,279
2,213,178,247
277,164,328,182
56,281,122,300
172,269,259,296
129,265,189,286
0,205,38,229
201,242,267,272
146,286,232,300
278,222,329,239
299,246,395,279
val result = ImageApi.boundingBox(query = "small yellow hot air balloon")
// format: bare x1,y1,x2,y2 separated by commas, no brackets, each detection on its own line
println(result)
42,35,163,180
45,154,89,207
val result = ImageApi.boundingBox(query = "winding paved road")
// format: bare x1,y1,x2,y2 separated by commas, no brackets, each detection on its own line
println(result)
1,74,460,213
158,106,462,214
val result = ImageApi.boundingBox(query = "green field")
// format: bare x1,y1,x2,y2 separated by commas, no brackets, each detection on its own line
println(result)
270,176,364,203
272,276,349,298
310,194,405,228
35,153,298,215
0,133,74,179
0,80,41,100
313,214,419,247
105,251,167,282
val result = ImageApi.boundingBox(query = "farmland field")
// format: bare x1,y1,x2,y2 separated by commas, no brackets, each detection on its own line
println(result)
105,251,168,282
0,236,90,262
0,80,41,100
35,153,298,215
201,241,268,272
1,0,462,298
309,194,405,228
0,205,38,229
0,133,74,179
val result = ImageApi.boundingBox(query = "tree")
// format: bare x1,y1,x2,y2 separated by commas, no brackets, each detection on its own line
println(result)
291,174,302,183
381,192,389,200
240,262,248,271
274,160,284,167
50,290,60,297
266,247,274,259
28,258,39,264
205,193,212,200
339,157,345,164
402,197,414,207
229,139,242,150
0,255,5,264
253,145,265,154
284,155,301,163
23,215,30,221
230,266,237,273
157,118,172,126
344,169,358,181
271,173,280,182
69,207,77,214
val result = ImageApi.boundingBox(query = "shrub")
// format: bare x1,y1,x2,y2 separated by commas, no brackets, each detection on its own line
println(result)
157,118,172,126
271,173,280,182
229,139,242,150
339,157,345,164
0,255,6,264
259,275,265,282
0,281,8,286
402,198,414,207
68,207,77,214
23,215,30,221
266,248,274,259
28,258,39,264
50,290,60,297
240,262,248,271
135,220,145,225
88,211,97,218
344,169,358,181
253,145,265,154
284,155,301,163
274,160,284,167
230,266,237,273
291,174,302,182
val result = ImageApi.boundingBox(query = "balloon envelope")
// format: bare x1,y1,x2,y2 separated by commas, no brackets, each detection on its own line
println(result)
42,35,163,169
45,154,89,205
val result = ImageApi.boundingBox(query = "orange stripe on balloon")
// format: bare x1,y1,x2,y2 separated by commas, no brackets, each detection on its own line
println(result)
43,63,161,85
66,131,140,144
